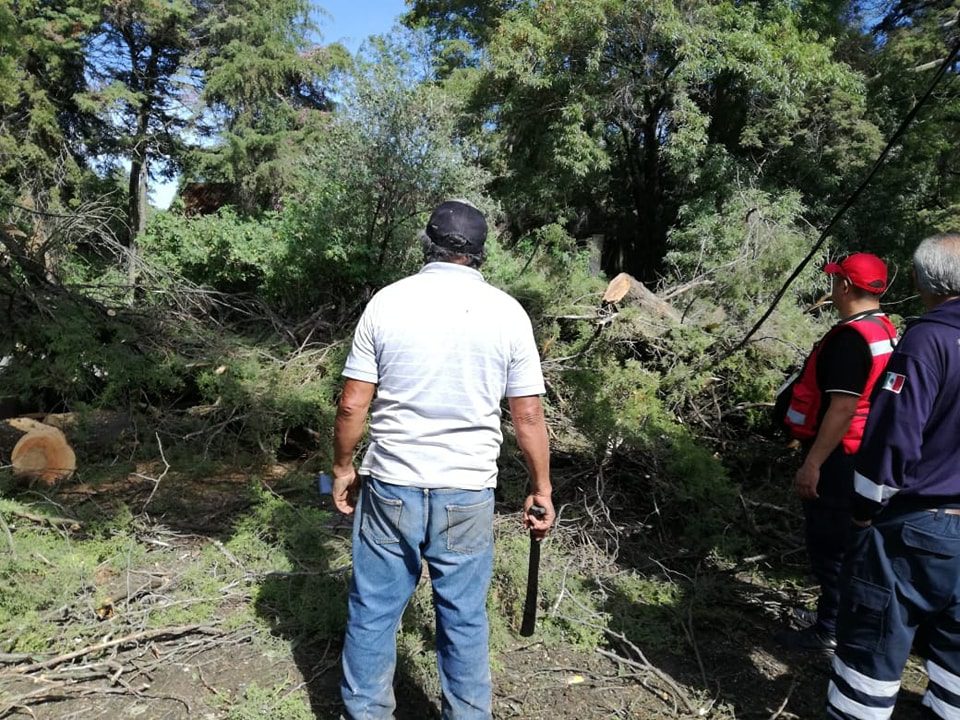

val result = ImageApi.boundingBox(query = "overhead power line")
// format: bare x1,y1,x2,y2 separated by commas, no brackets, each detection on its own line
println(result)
729,34,960,357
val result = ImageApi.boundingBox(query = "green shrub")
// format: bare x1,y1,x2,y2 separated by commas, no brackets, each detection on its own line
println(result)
193,338,346,453
0,291,190,410
140,209,282,294
606,573,683,653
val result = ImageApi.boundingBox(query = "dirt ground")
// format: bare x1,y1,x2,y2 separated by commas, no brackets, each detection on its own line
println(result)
3,611,932,720
0,467,936,719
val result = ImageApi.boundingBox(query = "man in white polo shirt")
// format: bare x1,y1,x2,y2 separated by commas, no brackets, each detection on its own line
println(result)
332,200,554,720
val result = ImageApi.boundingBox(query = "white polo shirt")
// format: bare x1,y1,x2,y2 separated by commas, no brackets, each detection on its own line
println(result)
342,262,546,490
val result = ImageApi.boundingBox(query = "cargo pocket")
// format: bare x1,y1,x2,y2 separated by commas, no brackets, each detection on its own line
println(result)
847,521,873,551
360,486,403,545
902,523,960,557
842,577,890,653
446,496,494,554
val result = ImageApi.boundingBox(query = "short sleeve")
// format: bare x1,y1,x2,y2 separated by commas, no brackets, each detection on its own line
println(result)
505,310,545,397
342,302,379,384
817,327,872,396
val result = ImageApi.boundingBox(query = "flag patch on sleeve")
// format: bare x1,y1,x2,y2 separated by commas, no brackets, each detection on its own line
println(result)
882,371,906,394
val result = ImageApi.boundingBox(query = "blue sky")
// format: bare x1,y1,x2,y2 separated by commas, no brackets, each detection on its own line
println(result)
153,0,410,208
315,0,410,53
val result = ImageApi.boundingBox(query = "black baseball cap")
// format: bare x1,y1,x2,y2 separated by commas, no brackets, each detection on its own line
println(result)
426,201,487,254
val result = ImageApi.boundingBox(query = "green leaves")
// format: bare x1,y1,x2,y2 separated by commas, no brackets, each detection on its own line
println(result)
435,0,881,278
139,34,490,315
189,0,348,213
0,0,99,209
0,1,21,107
268,35,490,308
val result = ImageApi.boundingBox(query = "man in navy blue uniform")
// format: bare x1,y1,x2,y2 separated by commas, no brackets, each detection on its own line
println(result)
828,233,960,720
776,253,897,653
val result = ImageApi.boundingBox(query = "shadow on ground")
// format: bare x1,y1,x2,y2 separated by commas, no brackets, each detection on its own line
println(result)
252,492,442,720
597,565,931,718
584,439,935,720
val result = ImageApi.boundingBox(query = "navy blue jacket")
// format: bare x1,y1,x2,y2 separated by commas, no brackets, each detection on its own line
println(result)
853,298,960,521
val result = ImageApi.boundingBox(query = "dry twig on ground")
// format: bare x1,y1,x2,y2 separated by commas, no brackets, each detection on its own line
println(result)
135,433,170,513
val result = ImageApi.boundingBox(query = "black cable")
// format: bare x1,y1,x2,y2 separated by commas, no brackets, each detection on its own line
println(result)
727,34,960,357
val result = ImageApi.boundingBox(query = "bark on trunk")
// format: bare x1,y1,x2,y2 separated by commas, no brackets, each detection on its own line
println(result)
0,411,135,459
127,156,148,290
608,114,674,284
602,272,680,323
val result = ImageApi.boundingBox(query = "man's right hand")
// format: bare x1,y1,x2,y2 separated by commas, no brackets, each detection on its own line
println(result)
523,494,555,541
794,461,821,500
332,464,360,515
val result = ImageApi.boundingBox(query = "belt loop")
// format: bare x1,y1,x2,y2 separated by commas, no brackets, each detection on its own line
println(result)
936,508,946,521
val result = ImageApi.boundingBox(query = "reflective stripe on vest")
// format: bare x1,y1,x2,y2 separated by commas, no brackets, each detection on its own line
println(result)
785,407,806,426
783,312,898,453
869,338,895,357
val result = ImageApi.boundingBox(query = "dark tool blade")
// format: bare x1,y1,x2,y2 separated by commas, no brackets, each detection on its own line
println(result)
520,504,546,637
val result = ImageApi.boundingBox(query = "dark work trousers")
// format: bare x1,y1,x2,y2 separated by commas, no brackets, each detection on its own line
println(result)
827,507,960,720
801,447,855,637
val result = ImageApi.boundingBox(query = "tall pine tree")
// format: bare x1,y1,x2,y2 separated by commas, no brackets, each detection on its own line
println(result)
192,0,349,214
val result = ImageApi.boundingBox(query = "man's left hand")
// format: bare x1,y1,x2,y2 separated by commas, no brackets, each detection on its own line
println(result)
794,461,820,500
332,464,360,515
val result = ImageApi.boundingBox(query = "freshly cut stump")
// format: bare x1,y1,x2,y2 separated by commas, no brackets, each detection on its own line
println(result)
602,272,633,304
9,419,76,485
601,272,681,322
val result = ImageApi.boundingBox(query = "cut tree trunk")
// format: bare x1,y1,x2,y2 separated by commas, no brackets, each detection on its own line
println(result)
8,419,76,486
602,272,681,323
0,411,134,461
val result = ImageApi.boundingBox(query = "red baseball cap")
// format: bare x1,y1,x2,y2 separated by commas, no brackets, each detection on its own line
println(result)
823,252,888,294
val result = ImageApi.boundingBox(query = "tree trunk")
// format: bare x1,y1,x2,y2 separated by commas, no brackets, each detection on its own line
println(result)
124,34,158,299
630,114,668,283
126,154,148,291
608,114,674,284
602,272,680,323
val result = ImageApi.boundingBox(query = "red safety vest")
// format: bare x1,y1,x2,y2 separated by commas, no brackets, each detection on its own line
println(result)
783,312,897,454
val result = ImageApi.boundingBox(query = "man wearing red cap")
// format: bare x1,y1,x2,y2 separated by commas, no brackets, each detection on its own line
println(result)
826,233,960,719
776,253,897,653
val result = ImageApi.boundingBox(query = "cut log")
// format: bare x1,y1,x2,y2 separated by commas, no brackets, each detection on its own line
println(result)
0,411,133,460
601,273,633,304
11,424,76,485
602,272,681,323
7,417,56,435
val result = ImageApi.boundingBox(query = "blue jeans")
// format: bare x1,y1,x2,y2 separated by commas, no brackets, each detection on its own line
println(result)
340,476,495,720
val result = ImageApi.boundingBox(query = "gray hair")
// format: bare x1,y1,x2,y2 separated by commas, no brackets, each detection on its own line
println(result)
914,233,960,296
420,232,485,269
